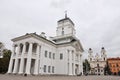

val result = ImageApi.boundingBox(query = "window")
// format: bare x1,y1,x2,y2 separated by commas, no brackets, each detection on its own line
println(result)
26,43,29,52
98,69,100,72
48,66,51,73
20,44,23,53
90,58,92,61
97,64,99,67
62,27,64,35
44,65,46,72
95,70,97,72
60,53,63,60
104,58,105,61
53,53,55,59
45,51,47,57
52,66,54,73
116,64,119,67
113,65,115,67
62,31,64,35
49,52,51,58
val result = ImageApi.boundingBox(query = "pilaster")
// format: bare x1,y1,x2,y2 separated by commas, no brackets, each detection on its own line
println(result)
68,50,72,75
73,50,75,75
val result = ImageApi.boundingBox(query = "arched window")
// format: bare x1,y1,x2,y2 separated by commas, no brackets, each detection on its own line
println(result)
32,43,37,53
25,42,29,52
20,43,23,53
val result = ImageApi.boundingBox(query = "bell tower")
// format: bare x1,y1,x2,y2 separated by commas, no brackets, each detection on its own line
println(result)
101,47,107,61
56,12,76,37
52,13,78,44
88,48,93,62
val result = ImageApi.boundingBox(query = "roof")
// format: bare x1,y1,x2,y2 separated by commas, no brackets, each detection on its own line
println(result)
58,17,74,26
11,33,77,46
107,58,120,60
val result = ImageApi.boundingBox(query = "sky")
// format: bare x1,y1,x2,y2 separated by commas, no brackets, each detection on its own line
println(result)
0,0,120,58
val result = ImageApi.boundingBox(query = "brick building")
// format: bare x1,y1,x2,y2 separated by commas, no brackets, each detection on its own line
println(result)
107,58,120,75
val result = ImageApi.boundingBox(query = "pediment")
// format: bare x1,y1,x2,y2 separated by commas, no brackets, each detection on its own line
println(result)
11,33,34,42
72,40,84,52
11,33,56,47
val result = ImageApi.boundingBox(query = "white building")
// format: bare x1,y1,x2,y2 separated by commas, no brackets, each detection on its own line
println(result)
0,42,4,58
7,15,84,75
88,47,107,75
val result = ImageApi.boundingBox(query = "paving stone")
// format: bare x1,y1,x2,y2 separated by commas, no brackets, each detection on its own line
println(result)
0,74,120,80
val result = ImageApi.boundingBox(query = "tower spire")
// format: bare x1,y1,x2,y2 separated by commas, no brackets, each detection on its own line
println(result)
65,10,67,18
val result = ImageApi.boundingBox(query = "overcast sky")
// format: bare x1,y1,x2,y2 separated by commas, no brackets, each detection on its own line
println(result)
0,0,120,58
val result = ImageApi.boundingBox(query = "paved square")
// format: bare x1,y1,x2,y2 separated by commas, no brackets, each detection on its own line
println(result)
0,74,120,80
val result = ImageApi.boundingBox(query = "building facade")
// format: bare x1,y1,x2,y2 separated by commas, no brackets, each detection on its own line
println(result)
7,15,84,75
88,47,107,75
107,58,120,75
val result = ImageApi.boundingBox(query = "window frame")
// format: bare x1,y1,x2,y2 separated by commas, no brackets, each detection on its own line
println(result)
44,65,47,72
49,52,51,58
53,53,55,59
48,66,51,73
52,66,54,73
60,53,63,60
45,50,47,57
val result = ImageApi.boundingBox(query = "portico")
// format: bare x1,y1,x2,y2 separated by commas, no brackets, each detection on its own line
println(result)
8,42,41,75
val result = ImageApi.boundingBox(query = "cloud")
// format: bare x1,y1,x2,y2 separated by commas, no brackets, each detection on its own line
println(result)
50,0,71,9
0,0,120,59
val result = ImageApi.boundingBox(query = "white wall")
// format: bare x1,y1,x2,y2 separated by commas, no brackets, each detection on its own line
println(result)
11,36,83,75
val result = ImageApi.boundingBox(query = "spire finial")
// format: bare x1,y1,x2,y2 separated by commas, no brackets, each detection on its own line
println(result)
65,10,67,18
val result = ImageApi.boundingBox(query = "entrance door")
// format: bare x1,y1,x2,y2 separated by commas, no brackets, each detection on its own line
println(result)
75,64,79,75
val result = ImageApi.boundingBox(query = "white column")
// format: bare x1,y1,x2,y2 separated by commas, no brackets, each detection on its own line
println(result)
79,53,83,75
18,43,26,74
13,44,20,74
73,51,75,75
25,42,33,75
69,50,72,75
39,44,43,74
78,53,80,75
34,44,40,75
7,44,15,73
